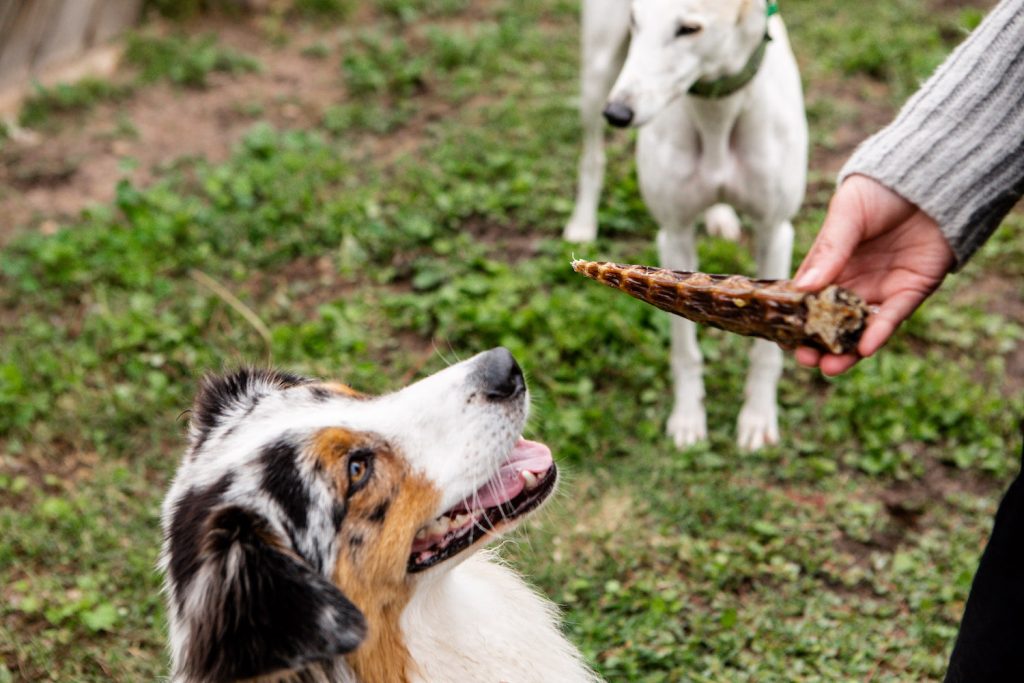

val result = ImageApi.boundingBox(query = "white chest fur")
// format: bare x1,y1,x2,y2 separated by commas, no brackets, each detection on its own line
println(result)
635,28,806,225
402,552,599,683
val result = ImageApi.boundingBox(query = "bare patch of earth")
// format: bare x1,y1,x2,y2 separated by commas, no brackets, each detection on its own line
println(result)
1,18,353,245
806,74,895,185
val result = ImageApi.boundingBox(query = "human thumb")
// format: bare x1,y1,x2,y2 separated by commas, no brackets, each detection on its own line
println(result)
794,182,868,291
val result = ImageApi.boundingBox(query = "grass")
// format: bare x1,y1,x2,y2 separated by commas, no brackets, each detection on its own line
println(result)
124,32,261,88
18,79,133,129
1,0,1019,680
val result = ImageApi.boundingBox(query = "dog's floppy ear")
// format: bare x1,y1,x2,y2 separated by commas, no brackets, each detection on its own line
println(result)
177,505,366,681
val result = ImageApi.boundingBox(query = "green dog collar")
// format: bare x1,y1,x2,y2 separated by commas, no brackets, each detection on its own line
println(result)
688,1,778,99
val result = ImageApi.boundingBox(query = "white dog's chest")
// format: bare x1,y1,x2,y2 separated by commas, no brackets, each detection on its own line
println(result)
636,123,769,217
634,64,806,227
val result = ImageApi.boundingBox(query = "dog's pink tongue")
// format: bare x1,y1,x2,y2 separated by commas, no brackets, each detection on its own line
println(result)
470,439,552,509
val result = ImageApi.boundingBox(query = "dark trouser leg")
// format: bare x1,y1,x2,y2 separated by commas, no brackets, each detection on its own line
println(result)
944,459,1024,682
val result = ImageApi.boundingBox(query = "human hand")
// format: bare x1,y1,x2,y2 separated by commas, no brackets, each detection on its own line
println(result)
792,174,956,375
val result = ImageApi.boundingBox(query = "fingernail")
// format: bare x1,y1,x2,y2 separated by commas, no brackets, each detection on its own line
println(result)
794,267,819,288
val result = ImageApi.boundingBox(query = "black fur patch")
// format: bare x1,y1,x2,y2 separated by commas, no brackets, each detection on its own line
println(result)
332,502,347,530
348,533,364,562
368,500,390,524
167,473,234,602
190,368,309,454
259,439,311,532
309,386,332,402
182,506,365,681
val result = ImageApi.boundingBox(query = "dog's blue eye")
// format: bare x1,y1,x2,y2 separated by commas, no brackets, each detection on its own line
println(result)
345,449,375,496
675,24,701,37
349,457,368,483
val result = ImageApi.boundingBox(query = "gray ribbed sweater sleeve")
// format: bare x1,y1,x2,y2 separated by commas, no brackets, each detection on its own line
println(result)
839,0,1024,266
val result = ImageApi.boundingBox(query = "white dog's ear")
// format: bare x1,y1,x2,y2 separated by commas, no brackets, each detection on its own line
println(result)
172,504,366,681
737,0,753,22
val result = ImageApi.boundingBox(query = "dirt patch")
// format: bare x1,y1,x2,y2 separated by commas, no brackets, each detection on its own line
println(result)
877,464,986,539
928,0,998,12
0,442,103,511
952,274,1024,321
805,74,896,190
242,253,361,319
1007,345,1024,396
892,454,1000,502
834,455,1003,565
547,472,647,566
833,529,905,560
0,17,349,245
571,488,637,537
464,214,546,262
0,12,502,247
778,487,829,512
947,274,1024,394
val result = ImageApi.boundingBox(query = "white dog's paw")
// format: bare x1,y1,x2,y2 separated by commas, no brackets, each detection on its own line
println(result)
736,401,779,452
563,215,598,243
704,204,741,242
667,406,708,449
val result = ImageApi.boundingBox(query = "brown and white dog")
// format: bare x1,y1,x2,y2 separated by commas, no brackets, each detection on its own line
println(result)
160,348,599,683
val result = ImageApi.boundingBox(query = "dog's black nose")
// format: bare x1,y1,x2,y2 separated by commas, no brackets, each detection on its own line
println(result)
478,347,525,401
603,101,634,128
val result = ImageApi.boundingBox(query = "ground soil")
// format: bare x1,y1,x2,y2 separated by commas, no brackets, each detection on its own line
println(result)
0,18,350,245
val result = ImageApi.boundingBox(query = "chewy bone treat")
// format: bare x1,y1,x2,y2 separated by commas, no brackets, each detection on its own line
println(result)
571,259,870,355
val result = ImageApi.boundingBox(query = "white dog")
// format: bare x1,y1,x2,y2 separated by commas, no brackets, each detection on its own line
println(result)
565,0,807,451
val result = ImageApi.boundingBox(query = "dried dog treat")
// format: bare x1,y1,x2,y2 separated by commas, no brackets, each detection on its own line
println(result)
571,259,870,355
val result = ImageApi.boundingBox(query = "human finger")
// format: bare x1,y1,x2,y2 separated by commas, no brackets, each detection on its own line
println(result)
819,353,860,376
857,289,929,357
794,346,821,367
793,189,867,291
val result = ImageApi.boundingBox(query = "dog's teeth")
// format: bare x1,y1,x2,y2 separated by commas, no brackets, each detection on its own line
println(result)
453,513,470,528
430,518,449,535
522,470,538,490
415,528,428,540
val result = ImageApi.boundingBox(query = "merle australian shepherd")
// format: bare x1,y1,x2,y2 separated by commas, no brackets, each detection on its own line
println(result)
160,348,599,683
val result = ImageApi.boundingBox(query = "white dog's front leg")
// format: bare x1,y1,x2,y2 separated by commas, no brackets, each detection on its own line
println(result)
658,228,707,448
564,0,629,243
737,220,794,451
738,339,781,451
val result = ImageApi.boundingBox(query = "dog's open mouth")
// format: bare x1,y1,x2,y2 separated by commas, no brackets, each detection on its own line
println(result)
408,438,557,573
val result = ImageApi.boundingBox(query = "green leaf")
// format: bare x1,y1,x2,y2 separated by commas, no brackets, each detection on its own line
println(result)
81,602,119,632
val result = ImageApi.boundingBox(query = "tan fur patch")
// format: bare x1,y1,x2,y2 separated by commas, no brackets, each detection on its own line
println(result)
315,431,440,683
322,382,367,399
312,427,367,470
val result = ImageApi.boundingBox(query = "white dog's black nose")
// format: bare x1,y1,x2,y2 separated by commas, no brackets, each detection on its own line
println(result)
603,102,634,128
478,347,525,401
